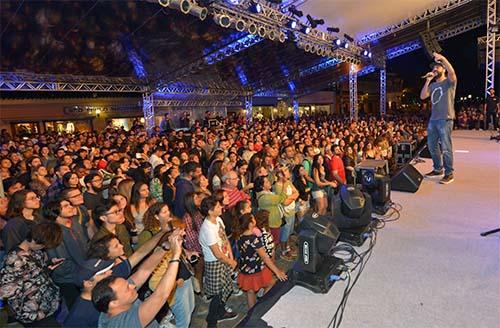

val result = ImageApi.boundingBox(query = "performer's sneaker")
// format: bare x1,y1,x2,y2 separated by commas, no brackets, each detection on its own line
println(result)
218,311,238,322
425,170,444,177
439,174,454,184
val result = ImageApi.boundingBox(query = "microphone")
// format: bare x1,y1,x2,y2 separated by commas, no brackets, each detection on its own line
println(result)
421,72,436,79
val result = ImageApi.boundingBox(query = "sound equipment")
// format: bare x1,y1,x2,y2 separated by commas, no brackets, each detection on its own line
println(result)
290,256,344,294
396,140,416,166
297,213,340,273
391,164,423,193
331,186,373,230
338,224,372,246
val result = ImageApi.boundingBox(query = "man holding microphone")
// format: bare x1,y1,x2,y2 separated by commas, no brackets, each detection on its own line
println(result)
420,52,457,184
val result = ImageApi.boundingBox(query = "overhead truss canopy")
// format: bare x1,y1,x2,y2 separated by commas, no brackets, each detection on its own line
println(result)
0,72,147,93
359,0,473,44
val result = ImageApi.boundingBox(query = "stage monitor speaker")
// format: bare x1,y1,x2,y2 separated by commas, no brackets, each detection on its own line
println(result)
391,164,423,193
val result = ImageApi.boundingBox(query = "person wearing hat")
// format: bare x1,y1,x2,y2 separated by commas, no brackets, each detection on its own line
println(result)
420,52,457,184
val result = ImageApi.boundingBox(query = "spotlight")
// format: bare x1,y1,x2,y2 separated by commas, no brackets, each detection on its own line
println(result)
233,19,246,32
363,50,369,56
344,41,349,49
189,3,208,20
247,22,257,34
333,38,342,46
344,33,354,42
278,31,286,43
158,0,171,7
268,30,276,41
213,14,231,28
258,26,267,37
327,27,340,33
170,0,191,14
287,19,298,29
289,5,303,17
249,1,262,13
301,24,311,34
368,52,372,58
306,14,325,28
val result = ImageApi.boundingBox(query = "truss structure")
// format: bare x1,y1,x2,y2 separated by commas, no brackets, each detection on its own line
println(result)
485,0,497,96
142,93,155,133
478,34,500,45
245,95,253,124
292,98,299,122
380,66,387,117
155,82,251,97
359,0,473,44
349,64,358,121
0,72,147,93
153,99,244,107
385,16,485,60
299,58,341,78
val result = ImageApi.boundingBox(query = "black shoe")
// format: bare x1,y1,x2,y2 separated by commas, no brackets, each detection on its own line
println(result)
425,170,443,177
439,174,454,184
218,311,238,322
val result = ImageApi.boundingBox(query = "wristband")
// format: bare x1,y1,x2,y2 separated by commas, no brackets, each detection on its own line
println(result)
169,259,180,264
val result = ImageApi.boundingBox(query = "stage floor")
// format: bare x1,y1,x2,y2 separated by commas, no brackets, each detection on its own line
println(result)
261,130,500,328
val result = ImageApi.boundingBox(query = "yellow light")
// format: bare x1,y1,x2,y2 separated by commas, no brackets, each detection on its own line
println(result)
140,117,145,123
95,109,102,115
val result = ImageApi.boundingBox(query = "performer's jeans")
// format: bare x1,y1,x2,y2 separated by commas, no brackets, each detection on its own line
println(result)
486,112,498,130
171,277,195,328
427,119,454,176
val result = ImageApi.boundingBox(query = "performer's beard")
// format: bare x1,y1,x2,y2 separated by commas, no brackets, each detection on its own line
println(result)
435,71,444,79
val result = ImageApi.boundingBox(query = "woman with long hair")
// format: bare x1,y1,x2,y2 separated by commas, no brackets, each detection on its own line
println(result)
311,154,336,215
62,172,80,190
208,159,224,191
29,165,52,198
150,164,167,203
138,202,174,247
162,166,179,209
183,191,208,294
128,181,155,234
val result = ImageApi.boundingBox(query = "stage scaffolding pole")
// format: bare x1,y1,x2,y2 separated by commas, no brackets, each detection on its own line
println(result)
485,0,497,96
349,64,359,121
142,93,155,135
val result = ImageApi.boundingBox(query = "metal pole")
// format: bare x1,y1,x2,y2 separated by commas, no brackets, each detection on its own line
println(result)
485,0,497,96
142,93,155,135
380,65,387,117
293,98,299,122
349,64,358,121
245,96,253,125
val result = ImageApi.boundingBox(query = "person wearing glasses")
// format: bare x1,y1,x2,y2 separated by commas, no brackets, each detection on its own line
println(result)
1,190,41,253
91,199,133,257
62,187,97,239
83,172,105,214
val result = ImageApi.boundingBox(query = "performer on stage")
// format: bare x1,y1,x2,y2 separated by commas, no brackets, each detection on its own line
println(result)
420,52,457,184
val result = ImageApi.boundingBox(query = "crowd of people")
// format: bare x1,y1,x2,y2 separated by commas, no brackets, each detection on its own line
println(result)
0,113,427,327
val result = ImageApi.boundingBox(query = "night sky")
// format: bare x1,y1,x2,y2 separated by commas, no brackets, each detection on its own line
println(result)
387,26,495,99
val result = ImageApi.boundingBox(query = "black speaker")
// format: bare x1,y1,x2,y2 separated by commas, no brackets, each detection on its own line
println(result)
391,164,423,193
331,187,373,230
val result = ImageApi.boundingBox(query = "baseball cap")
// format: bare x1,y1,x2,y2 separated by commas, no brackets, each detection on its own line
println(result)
74,258,131,287
430,61,445,69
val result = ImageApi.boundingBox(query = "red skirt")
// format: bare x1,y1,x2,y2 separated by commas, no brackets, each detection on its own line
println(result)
238,266,273,292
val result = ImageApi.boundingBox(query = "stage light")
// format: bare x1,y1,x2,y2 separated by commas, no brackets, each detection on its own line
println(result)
278,31,286,43
327,27,340,33
233,19,246,31
333,38,342,46
189,3,208,20
247,22,257,34
158,0,171,7
344,33,354,42
213,14,231,28
170,0,191,14
268,29,276,41
306,14,324,28
363,50,369,56
287,19,298,29
344,41,349,49
258,26,267,37
301,25,311,34
368,52,372,58
249,1,262,13
289,5,303,17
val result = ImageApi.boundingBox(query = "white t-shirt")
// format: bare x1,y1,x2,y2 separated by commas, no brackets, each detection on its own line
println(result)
199,217,231,262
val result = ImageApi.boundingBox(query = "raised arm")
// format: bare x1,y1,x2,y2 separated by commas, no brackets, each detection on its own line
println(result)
128,230,166,268
433,52,456,83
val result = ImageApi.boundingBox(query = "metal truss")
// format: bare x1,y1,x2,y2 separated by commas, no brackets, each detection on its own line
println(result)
292,98,299,123
349,64,358,121
245,96,253,124
153,99,244,107
155,82,251,97
299,58,341,78
142,93,155,134
359,0,473,44
339,64,376,83
380,66,387,117
478,34,500,45
0,72,147,93
253,90,290,97
385,16,485,60
485,0,497,96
